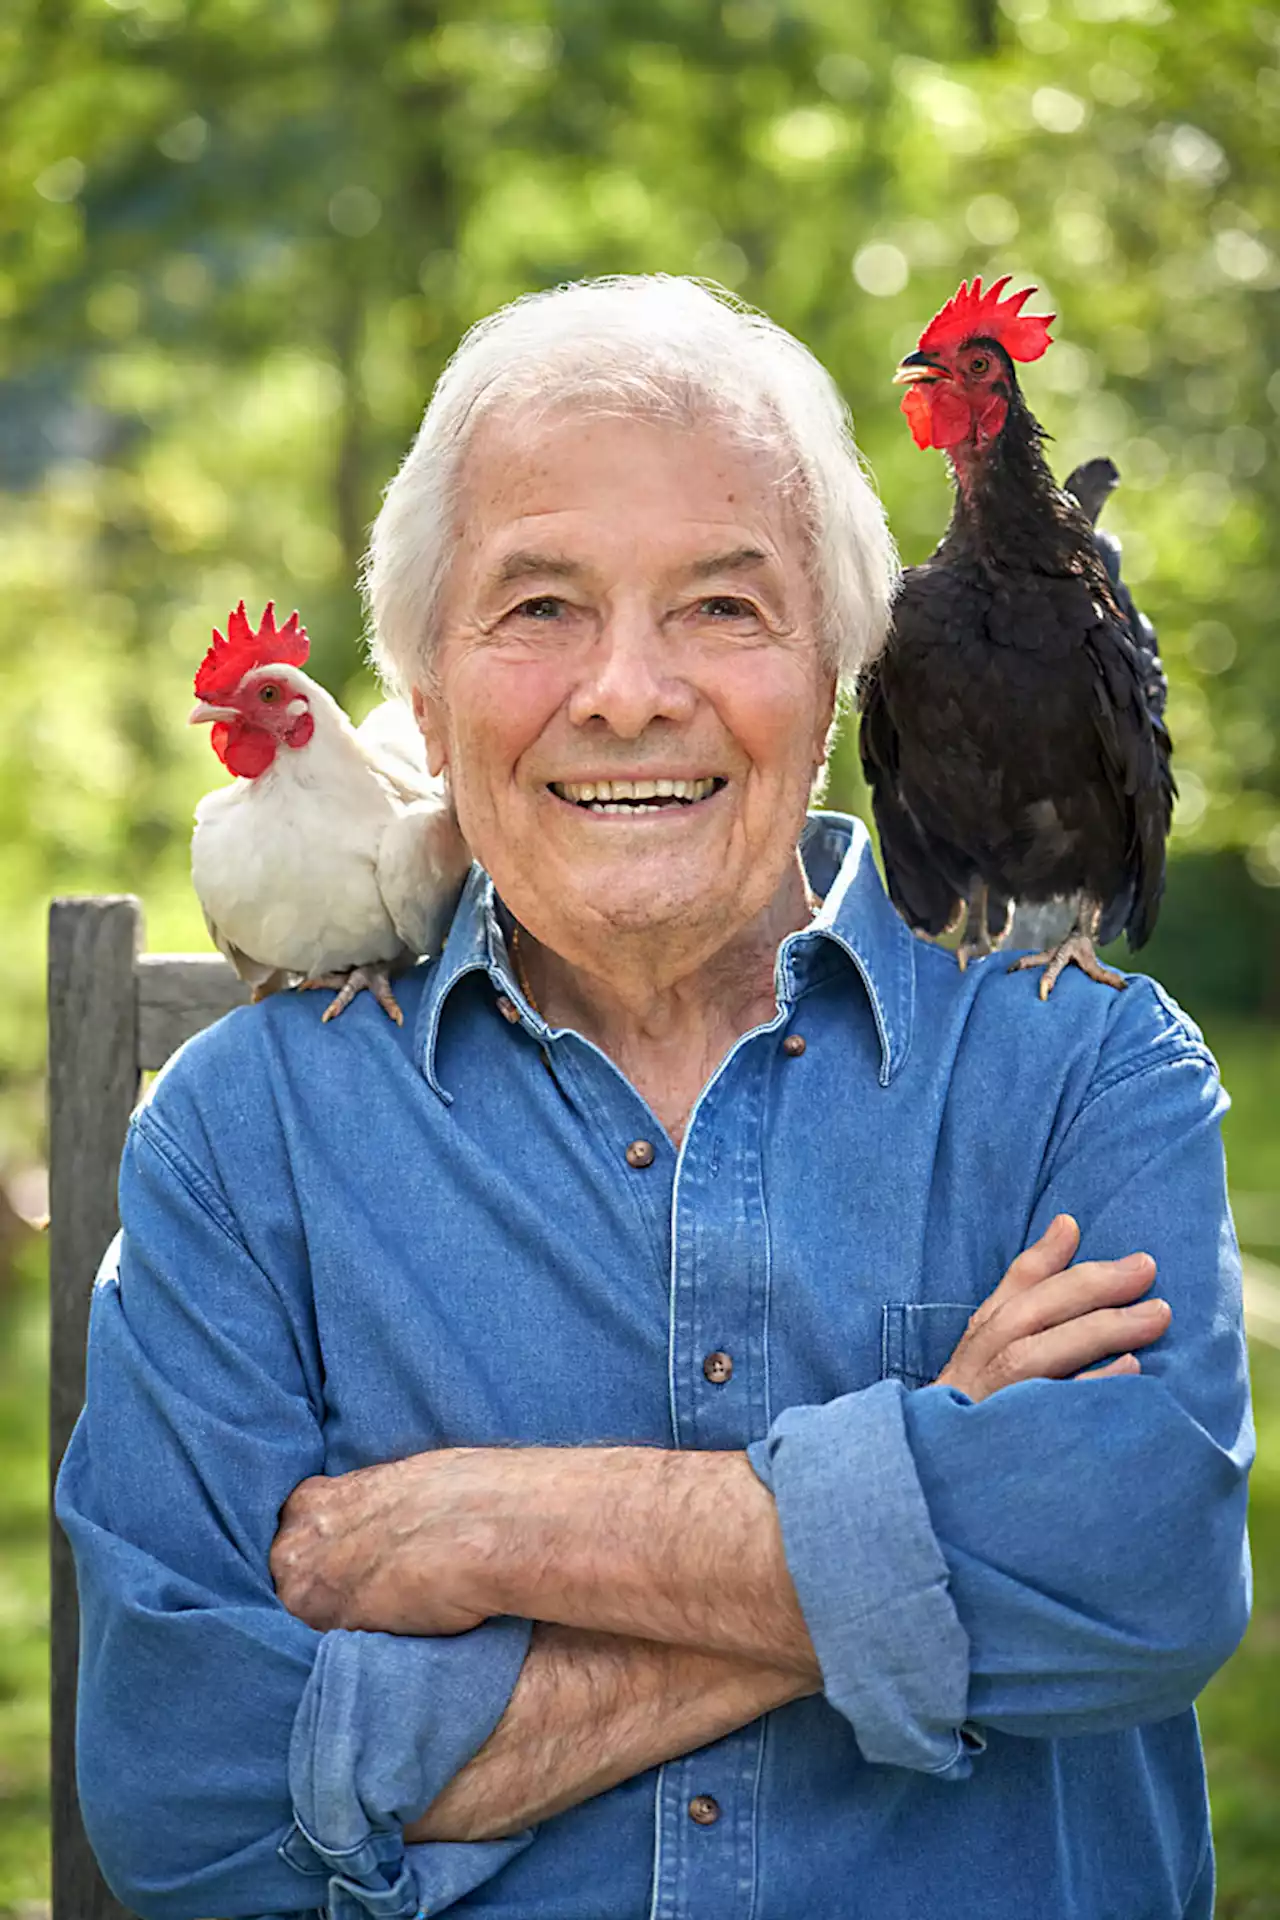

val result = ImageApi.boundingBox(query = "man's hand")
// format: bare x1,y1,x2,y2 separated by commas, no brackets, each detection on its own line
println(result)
271,1454,492,1635
935,1213,1171,1403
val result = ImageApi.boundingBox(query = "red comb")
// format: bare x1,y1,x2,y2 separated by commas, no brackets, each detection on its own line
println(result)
917,276,1054,363
194,601,309,700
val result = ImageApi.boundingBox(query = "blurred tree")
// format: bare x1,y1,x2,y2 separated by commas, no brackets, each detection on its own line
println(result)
1,0,1277,1149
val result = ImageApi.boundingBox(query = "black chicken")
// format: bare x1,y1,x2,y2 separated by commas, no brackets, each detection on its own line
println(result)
859,277,1174,998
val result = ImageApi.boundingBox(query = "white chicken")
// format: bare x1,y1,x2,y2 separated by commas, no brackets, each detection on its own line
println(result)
189,601,470,1024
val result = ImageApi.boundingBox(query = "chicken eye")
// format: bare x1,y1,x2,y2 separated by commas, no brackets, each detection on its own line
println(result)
258,684,279,703
969,354,990,375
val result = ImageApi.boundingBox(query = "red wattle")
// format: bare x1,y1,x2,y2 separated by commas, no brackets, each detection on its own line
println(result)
213,722,278,779
924,384,973,450
902,383,976,451
901,385,934,449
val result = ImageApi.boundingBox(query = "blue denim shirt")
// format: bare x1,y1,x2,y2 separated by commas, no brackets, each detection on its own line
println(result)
57,814,1252,1920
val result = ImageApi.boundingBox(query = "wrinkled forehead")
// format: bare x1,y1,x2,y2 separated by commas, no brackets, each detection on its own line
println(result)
448,400,812,576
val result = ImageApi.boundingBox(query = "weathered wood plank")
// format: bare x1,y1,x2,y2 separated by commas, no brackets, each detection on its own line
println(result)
136,950,249,1069
47,896,141,1920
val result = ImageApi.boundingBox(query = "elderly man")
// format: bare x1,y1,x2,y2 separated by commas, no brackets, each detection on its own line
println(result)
59,276,1250,1920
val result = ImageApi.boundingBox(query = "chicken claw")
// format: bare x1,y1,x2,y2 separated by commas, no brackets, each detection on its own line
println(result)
955,935,991,973
301,966,405,1026
1008,934,1127,1001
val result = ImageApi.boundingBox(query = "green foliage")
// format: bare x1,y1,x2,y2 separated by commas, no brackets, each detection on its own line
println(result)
1198,1342,1280,1920
0,1236,51,1916
1100,852,1280,1019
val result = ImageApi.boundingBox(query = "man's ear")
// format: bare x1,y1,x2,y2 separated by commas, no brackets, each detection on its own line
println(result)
814,671,839,770
412,685,449,779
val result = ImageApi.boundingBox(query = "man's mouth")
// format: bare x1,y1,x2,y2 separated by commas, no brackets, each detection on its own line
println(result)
548,776,725,814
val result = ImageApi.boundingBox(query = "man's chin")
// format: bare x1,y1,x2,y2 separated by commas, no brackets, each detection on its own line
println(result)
571,865,777,947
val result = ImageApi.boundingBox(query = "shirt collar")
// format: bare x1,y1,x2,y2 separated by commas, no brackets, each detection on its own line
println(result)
782,812,916,1087
416,810,915,1099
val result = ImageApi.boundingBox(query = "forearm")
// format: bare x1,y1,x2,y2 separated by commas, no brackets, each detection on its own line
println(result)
475,1447,817,1668
407,1620,815,1842
275,1443,820,1671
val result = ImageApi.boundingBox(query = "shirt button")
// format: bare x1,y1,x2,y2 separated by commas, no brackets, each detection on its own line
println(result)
702,1351,733,1384
782,1032,806,1056
688,1794,721,1826
625,1139,656,1169
496,995,520,1024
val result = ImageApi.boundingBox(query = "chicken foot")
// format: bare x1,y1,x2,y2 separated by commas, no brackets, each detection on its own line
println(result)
1007,899,1126,1002
300,965,405,1026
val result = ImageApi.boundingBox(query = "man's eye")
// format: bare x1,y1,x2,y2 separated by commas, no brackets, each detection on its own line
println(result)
513,596,565,619
700,596,756,619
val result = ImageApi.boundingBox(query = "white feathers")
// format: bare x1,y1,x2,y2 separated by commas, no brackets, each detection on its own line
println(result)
354,698,439,794
191,677,470,996
374,798,471,961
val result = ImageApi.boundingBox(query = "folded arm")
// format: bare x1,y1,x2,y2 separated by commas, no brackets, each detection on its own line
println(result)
272,1215,1171,1667
408,1624,814,1843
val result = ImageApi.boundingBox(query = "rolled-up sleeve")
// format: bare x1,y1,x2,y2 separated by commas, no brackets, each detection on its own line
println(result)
286,1625,532,1918
747,1383,972,1775
56,1108,533,1920
749,992,1252,1770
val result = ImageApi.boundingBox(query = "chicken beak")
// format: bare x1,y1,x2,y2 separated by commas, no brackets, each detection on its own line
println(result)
188,700,238,725
892,351,950,386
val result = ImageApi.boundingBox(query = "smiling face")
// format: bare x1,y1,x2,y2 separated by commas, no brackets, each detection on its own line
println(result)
415,409,836,976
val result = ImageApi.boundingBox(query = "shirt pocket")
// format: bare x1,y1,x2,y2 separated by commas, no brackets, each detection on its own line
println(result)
881,1302,976,1389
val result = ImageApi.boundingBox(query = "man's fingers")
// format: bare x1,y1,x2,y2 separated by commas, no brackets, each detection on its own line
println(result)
962,1214,1080,1338
987,1298,1170,1391
1007,1213,1081,1287
961,1247,1157,1364
935,1222,1169,1402
998,1251,1157,1341
989,1214,1081,1305
1076,1353,1142,1381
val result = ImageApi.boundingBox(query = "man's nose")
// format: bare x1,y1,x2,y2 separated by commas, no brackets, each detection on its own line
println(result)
566,608,696,738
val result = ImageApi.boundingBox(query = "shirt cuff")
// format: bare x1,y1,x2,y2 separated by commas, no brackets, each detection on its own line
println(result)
748,1378,973,1776
285,1617,535,1916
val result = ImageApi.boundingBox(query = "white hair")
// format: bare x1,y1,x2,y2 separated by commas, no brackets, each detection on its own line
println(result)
363,274,897,695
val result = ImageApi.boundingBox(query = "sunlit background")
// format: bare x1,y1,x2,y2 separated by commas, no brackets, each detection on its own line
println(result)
1,0,1277,1911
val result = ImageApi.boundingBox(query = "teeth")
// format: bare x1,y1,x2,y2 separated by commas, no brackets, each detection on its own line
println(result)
554,777,719,805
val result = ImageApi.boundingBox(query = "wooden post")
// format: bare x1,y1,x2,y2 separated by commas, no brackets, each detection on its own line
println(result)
136,951,249,1068
47,897,142,1920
